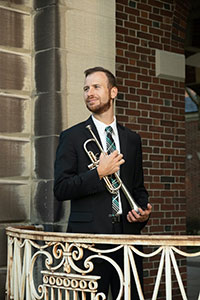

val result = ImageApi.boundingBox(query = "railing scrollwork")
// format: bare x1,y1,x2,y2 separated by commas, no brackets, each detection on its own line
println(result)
5,226,200,300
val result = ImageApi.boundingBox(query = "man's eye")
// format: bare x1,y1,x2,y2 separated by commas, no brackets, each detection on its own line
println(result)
83,87,89,92
94,85,100,89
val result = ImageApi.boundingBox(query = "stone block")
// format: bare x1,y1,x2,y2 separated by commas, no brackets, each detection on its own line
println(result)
65,8,115,59
0,183,30,222
34,93,62,136
0,139,30,177
34,4,59,51
34,0,56,9
156,49,185,81
31,179,68,225
35,49,61,93
60,0,115,18
1,0,33,7
0,95,31,133
34,136,58,179
0,7,31,50
0,52,31,91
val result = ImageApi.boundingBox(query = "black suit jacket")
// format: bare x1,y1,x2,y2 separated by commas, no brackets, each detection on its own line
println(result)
54,116,149,234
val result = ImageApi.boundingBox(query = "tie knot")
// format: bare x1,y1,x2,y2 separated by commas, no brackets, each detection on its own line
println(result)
105,126,113,135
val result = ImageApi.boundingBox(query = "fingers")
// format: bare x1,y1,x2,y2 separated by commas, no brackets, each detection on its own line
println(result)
127,210,141,223
127,203,152,223
97,151,125,178
110,150,125,169
146,203,152,212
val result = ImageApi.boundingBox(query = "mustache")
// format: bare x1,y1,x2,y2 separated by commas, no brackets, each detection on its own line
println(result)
87,96,99,101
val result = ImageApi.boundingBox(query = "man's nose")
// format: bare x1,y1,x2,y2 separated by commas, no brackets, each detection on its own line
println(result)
87,87,94,97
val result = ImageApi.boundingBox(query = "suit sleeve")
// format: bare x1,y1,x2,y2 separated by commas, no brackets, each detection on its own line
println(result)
54,131,105,201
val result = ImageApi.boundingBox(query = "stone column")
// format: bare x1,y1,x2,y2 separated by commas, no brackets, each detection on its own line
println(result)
33,0,116,231
0,0,33,294
33,0,65,231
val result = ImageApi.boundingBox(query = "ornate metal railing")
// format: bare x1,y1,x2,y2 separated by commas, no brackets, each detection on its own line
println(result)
5,226,200,300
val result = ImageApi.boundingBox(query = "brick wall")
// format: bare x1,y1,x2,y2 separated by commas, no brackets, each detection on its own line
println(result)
115,0,191,298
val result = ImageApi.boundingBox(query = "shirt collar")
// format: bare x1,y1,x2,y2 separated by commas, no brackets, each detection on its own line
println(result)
91,115,117,136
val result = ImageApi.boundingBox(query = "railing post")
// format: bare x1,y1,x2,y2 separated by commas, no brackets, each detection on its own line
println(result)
5,236,13,300
25,240,32,299
13,238,21,300
124,245,130,299
165,247,172,300
152,248,165,300
128,247,144,300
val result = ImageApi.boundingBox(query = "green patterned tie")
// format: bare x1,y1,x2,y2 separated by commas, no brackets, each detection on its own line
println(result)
105,126,120,215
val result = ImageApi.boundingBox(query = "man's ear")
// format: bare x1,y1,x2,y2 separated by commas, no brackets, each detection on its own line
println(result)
111,86,118,99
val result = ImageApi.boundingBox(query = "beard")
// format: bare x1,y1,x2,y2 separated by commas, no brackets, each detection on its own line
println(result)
86,97,112,114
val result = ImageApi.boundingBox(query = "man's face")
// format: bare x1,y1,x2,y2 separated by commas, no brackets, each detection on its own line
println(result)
83,71,117,114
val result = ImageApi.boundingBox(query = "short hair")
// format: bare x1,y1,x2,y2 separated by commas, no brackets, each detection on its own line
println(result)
84,66,117,88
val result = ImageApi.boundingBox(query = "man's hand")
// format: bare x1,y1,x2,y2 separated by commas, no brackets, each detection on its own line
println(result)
97,150,125,179
127,203,152,223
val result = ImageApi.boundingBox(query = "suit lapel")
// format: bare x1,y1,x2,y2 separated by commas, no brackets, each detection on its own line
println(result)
117,123,127,179
117,123,127,157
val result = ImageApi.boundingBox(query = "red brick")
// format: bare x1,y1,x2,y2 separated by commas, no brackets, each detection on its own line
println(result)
116,26,129,35
160,9,173,18
116,11,128,20
116,100,128,108
125,36,140,44
116,115,128,123
136,46,151,55
125,51,140,59
124,21,137,30
149,13,163,22
137,89,152,96
138,103,152,110
116,56,128,64
116,85,128,93
116,49,124,56
149,98,163,105
149,140,163,147
137,31,153,41
116,41,128,49
137,16,152,26
116,0,128,4
125,6,140,15
125,109,140,116
137,74,152,82
125,123,140,131
125,79,140,87
149,41,163,49
148,0,163,8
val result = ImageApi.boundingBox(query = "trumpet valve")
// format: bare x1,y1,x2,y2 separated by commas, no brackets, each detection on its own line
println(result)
88,161,99,170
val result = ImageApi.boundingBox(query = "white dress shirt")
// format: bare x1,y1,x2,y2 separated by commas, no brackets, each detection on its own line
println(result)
92,115,122,214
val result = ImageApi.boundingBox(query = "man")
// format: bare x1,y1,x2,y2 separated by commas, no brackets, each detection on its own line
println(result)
54,66,152,299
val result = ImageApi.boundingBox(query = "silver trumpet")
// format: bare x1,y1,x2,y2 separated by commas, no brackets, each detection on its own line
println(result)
83,125,140,212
